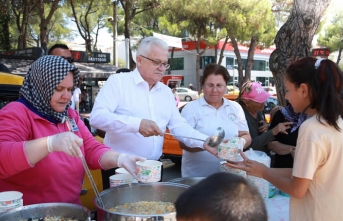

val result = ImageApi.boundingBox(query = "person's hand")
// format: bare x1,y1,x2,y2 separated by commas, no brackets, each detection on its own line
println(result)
225,150,268,178
139,119,163,137
203,138,229,157
47,132,83,157
117,153,146,179
258,121,269,133
271,122,293,135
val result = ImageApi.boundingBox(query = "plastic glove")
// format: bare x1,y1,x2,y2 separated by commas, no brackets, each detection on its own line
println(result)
47,132,83,157
117,153,146,179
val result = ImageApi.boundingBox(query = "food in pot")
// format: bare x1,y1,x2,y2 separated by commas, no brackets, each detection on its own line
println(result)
109,201,175,215
21,217,81,221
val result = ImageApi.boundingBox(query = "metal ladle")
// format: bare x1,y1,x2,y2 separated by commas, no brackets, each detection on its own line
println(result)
65,118,105,208
165,127,225,147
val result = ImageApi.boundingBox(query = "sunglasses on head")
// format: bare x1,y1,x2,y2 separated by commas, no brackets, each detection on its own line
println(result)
60,56,74,63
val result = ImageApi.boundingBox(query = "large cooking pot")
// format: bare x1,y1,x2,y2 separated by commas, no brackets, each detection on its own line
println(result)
94,182,189,221
168,177,205,186
0,203,91,221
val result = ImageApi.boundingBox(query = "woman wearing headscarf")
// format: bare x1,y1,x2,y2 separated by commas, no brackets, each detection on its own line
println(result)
268,102,308,168
236,81,293,155
0,56,144,205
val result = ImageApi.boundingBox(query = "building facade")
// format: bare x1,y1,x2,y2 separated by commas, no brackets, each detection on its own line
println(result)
167,40,275,87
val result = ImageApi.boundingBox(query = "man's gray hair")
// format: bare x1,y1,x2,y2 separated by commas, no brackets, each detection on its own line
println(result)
136,36,169,56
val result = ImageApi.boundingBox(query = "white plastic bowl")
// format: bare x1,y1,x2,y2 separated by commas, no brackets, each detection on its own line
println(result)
0,191,23,207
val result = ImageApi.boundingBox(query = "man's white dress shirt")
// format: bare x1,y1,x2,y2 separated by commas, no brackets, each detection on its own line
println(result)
90,69,207,160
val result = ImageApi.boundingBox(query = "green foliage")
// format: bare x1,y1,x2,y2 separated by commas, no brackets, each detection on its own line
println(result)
317,11,343,52
51,0,113,51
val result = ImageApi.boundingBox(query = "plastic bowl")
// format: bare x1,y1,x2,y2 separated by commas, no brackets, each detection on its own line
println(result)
0,191,23,207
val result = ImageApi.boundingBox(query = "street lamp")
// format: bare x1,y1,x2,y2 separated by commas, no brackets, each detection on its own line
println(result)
111,0,119,66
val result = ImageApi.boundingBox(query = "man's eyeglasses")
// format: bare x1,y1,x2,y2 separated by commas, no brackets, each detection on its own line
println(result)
60,56,74,63
204,83,226,91
140,55,170,69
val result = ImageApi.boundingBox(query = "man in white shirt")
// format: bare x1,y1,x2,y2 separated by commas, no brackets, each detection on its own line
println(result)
90,36,211,188
73,86,81,113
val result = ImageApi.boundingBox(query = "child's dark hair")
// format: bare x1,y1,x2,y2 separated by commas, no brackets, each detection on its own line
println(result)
285,57,343,131
175,172,267,221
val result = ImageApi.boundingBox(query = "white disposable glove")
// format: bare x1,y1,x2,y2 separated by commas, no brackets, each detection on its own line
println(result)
117,153,146,179
47,132,83,157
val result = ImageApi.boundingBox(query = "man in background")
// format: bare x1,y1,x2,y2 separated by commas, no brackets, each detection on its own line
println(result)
48,44,77,110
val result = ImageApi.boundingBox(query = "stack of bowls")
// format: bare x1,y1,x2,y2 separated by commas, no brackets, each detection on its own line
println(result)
0,191,23,213
109,173,138,188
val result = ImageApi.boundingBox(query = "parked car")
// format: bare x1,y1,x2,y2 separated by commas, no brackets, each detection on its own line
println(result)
227,85,240,95
264,96,278,114
175,87,199,101
0,72,24,109
263,86,277,96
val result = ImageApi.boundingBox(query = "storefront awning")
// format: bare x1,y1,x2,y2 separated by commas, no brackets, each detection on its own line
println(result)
0,58,118,78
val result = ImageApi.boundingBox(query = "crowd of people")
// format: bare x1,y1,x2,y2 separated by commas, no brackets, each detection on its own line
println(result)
0,37,342,220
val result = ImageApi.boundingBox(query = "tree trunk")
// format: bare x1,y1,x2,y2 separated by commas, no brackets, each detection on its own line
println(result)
337,48,342,65
228,33,244,88
38,0,60,54
195,39,201,93
0,0,11,50
217,36,229,65
168,47,175,75
18,2,30,49
245,35,258,82
269,0,330,106
121,0,136,70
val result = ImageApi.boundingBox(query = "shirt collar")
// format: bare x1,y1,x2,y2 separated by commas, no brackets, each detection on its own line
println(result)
199,96,231,107
132,68,162,90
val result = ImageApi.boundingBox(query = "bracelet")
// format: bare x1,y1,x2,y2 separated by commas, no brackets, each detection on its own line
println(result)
46,136,53,153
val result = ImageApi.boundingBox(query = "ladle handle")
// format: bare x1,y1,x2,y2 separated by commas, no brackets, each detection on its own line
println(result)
65,117,105,208
164,133,206,142
81,155,105,208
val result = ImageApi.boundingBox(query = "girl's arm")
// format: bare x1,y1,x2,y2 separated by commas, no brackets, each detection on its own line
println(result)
263,168,311,198
226,152,311,199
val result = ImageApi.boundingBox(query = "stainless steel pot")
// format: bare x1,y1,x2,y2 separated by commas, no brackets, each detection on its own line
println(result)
94,182,189,221
0,203,91,221
168,177,205,186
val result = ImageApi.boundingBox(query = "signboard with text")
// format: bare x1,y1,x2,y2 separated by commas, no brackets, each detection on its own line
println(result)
70,51,110,63
0,47,110,63
312,48,330,57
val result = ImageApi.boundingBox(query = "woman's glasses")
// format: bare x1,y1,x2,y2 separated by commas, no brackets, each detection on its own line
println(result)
204,83,226,91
